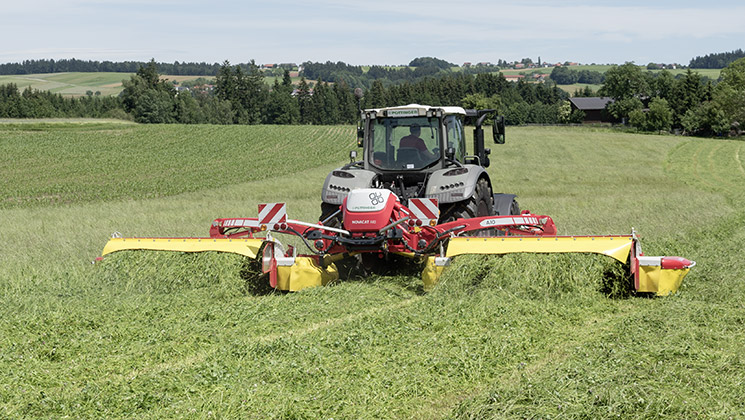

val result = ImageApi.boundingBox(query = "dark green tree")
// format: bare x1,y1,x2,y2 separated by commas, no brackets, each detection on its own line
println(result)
134,89,176,123
265,77,300,124
599,62,649,101
120,60,176,123
550,66,578,85
365,80,388,108
214,60,267,124
175,91,205,124
461,93,502,114
214,61,236,102
681,101,729,136
650,70,675,100
670,69,705,122
714,57,745,131
630,97,672,132
295,77,314,124
334,79,358,124
606,97,644,123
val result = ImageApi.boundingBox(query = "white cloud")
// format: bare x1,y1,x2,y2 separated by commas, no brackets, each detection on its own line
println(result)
2,0,744,64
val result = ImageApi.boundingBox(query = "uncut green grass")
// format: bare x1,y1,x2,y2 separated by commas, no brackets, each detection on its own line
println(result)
1,124,744,418
0,73,216,97
0,123,354,209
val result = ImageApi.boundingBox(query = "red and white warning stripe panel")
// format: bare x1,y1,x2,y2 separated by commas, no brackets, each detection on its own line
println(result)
258,203,287,225
408,198,439,224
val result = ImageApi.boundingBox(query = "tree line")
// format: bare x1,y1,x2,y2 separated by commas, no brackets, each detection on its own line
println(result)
300,57,458,88
1,58,743,137
0,56,507,90
116,60,570,125
689,49,745,69
0,83,123,118
549,66,605,85
0,59,237,76
597,60,745,136
0,60,571,125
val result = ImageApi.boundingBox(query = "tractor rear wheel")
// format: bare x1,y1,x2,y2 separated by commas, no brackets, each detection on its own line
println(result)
442,177,494,223
508,198,520,215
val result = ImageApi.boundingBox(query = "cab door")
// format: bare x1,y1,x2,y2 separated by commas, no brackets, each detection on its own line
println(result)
445,115,466,163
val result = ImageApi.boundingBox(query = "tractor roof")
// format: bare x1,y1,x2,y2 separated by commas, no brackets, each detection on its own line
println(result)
364,104,467,117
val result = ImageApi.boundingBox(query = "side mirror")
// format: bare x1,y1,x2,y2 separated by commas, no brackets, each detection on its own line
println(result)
493,115,505,144
350,150,357,163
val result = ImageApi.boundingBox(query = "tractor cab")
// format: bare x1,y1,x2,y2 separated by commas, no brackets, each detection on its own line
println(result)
360,105,468,172
320,104,506,223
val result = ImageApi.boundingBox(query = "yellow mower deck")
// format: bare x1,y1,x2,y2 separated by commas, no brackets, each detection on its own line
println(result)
100,234,689,296
102,237,264,259
446,235,634,263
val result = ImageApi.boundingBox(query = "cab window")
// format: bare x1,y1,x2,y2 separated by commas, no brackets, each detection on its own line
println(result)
445,115,465,162
369,117,440,170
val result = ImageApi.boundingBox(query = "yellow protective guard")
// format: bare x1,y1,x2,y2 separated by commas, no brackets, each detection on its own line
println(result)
102,237,264,259
446,235,633,263
637,266,690,296
421,256,445,291
276,257,339,292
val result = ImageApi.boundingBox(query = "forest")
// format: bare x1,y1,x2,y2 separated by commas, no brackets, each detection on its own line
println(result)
0,60,574,126
689,49,745,69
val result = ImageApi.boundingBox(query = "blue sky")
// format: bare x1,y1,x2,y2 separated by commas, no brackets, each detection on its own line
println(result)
3,0,744,66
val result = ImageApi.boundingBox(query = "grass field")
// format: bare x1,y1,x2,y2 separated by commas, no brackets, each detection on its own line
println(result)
1,122,744,418
0,72,317,98
0,73,215,97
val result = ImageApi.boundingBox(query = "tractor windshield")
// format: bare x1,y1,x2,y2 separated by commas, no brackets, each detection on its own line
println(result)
369,116,441,170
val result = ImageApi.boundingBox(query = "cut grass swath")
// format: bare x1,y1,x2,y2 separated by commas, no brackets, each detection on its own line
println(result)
94,251,266,297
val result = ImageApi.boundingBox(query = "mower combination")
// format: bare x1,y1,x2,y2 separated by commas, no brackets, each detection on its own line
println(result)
101,105,695,295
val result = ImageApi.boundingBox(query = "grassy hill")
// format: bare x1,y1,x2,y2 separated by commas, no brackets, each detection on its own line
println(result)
0,73,212,97
501,65,723,95
0,122,743,418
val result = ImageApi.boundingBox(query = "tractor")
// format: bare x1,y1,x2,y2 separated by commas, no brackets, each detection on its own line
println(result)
320,104,519,228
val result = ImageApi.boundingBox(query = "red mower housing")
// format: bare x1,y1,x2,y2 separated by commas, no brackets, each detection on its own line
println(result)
342,189,400,233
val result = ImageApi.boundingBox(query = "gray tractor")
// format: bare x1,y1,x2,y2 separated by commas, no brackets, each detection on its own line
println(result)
320,104,519,226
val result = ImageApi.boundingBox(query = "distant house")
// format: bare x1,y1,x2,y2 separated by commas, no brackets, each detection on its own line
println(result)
463,62,472,67
568,97,617,123
503,75,525,82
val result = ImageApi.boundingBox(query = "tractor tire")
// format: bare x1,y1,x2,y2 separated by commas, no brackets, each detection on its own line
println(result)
508,198,520,215
441,177,495,236
495,198,520,236
319,202,342,228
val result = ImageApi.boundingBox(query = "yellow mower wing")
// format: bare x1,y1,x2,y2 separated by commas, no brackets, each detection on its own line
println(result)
102,237,264,259
445,235,634,263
